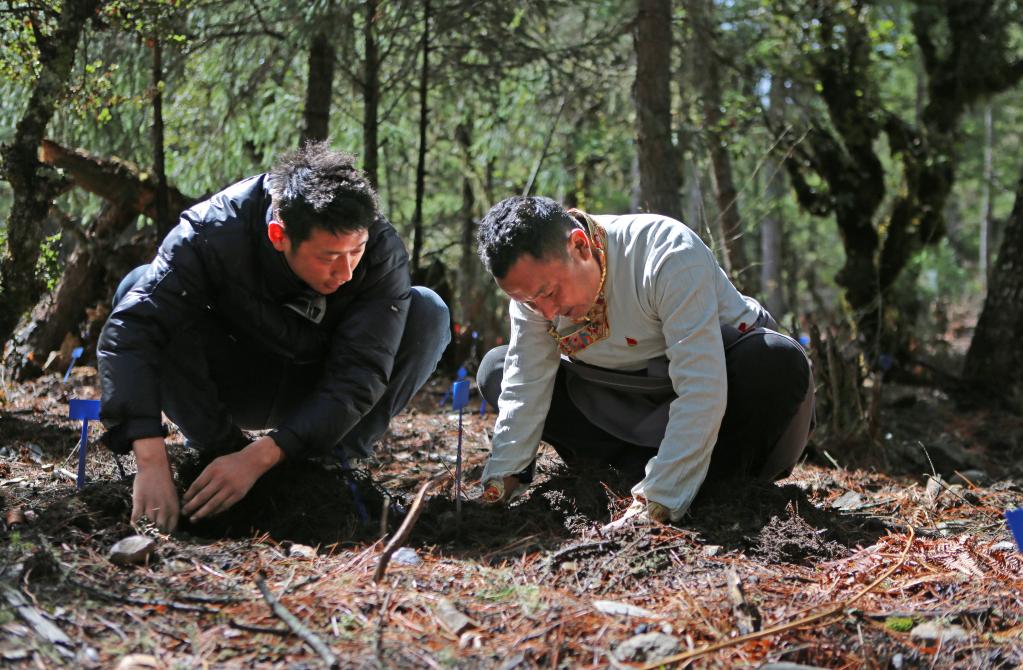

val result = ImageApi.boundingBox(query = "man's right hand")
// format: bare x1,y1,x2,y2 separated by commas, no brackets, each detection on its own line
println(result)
131,437,179,532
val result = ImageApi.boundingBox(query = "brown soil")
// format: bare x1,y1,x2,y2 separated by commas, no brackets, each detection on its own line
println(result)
1,368,1022,668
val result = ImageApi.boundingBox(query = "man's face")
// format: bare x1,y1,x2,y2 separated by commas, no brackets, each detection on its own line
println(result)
273,226,369,295
496,231,603,321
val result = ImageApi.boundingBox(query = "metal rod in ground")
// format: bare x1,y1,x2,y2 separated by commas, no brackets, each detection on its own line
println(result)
255,574,339,669
455,406,463,527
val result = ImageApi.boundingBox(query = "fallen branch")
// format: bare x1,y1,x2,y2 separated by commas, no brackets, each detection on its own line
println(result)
633,527,917,669
1,584,75,658
373,472,446,583
255,574,339,669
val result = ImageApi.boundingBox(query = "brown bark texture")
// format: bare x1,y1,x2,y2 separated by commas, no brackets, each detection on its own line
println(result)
964,165,1023,407
685,0,750,289
0,0,101,347
301,30,336,145
632,0,682,221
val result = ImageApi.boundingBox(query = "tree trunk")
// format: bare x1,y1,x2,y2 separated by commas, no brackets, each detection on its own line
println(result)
301,30,336,144
965,163,1023,407
0,0,100,347
632,0,682,220
979,103,994,287
151,37,174,240
362,0,380,188
760,75,787,318
685,0,749,288
410,0,430,277
4,141,199,379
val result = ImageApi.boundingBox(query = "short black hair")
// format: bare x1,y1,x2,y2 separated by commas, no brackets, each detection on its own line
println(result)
267,141,378,245
476,196,576,279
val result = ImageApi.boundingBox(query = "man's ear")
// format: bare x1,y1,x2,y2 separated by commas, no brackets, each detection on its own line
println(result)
268,221,287,251
568,228,592,259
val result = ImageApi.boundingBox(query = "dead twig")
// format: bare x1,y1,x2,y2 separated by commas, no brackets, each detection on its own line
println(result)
633,527,917,669
373,472,446,583
255,573,339,669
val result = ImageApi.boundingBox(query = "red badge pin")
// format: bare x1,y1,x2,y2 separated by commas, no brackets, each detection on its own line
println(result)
625,337,638,346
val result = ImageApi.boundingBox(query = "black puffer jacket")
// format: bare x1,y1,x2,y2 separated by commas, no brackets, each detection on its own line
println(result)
98,174,411,460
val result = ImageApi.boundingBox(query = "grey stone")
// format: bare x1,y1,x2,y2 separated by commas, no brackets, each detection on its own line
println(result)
832,491,864,511
910,621,969,643
108,535,156,566
613,632,680,663
392,547,422,566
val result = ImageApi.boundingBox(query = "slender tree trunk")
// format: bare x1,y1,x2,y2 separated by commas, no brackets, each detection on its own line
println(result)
0,0,99,346
301,30,336,144
151,37,173,240
632,0,682,220
410,0,430,276
761,75,787,317
979,103,994,287
965,162,1023,406
685,0,749,287
362,0,380,187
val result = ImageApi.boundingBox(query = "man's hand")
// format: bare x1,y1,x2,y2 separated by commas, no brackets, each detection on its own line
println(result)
182,436,284,523
132,437,179,532
601,497,671,532
481,475,528,504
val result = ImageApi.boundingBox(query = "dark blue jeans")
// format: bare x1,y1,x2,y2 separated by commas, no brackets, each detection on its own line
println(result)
113,267,450,460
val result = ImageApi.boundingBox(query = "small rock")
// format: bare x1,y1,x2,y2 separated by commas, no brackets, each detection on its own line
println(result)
832,491,863,511
108,536,157,566
558,560,578,572
392,547,422,566
891,652,904,669
612,632,679,663
910,621,969,643
593,600,657,618
436,598,474,636
703,545,722,557
925,476,945,502
114,654,162,669
956,469,990,487
991,541,1017,552
287,543,317,559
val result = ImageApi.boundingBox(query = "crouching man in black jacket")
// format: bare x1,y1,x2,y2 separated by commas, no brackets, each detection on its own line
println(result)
98,142,450,531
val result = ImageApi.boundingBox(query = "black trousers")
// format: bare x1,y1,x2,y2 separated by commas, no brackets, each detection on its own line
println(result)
477,329,814,484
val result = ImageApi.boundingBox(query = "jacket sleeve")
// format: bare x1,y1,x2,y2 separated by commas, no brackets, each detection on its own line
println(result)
630,245,728,520
268,239,412,460
480,300,560,483
98,223,218,454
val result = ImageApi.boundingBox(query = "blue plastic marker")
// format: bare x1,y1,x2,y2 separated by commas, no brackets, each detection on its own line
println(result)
1006,509,1023,550
63,347,84,383
452,379,470,519
439,366,469,407
69,399,100,491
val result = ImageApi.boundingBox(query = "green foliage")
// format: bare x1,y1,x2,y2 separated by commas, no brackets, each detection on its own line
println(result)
36,231,64,292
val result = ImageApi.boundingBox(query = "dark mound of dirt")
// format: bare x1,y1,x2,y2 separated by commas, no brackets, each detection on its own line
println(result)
177,454,392,546
687,478,881,562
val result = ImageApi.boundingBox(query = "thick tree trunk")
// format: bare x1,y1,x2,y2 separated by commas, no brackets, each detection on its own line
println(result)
685,0,749,288
301,30,336,144
632,0,682,220
964,164,1023,407
410,0,430,276
38,141,195,220
0,0,100,347
362,0,380,188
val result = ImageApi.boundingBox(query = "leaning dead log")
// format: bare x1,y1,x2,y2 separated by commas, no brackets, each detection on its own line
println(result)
2,141,198,381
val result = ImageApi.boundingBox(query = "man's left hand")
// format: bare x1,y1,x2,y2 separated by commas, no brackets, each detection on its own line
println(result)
601,497,671,532
182,436,284,523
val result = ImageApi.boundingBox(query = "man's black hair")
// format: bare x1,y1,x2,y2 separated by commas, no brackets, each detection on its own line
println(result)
476,196,576,279
267,141,378,245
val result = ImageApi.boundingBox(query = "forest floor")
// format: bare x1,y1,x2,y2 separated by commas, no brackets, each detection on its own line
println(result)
1,356,1022,669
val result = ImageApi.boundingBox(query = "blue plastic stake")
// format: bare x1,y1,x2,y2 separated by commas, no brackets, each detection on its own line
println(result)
479,398,487,416
452,380,470,520
69,399,100,491
1006,509,1023,551
63,347,84,383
